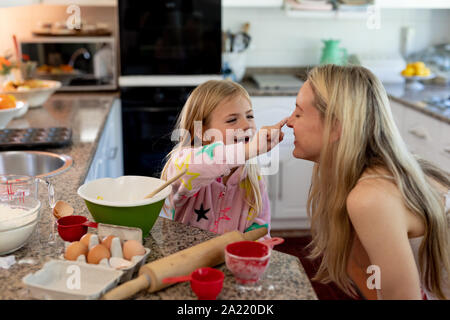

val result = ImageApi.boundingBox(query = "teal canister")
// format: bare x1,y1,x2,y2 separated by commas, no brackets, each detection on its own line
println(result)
320,39,347,66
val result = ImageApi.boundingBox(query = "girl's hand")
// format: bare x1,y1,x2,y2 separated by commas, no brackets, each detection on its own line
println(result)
245,117,288,160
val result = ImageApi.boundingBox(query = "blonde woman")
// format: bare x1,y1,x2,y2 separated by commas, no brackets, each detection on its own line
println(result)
161,80,286,237
286,64,450,300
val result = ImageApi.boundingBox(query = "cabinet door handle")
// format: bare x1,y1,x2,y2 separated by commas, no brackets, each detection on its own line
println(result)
408,128,428,140
94,159,103,180
107,147,118,160
278,162,283,200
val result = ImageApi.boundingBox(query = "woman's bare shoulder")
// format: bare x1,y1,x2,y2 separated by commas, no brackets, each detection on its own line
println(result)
346,172,403,220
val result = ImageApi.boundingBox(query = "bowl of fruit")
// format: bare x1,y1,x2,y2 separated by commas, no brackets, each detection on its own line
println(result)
0,94,27,128
1,79,61,107
401,61,435,90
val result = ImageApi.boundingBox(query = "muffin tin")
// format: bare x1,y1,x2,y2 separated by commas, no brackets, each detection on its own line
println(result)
0,127,72,150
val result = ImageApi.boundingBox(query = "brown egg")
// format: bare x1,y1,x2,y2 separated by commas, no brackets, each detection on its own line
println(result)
87,244,111,264
64,241,88,261
101,235,115,250
123,240,146,261
80,233,93,247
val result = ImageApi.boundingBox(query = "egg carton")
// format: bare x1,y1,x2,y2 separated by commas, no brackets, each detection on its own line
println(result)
23,259,123,300
60,234,151,284
59,248,151,284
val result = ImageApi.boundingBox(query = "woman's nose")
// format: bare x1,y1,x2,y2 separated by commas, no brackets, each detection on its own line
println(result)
286,114,294,128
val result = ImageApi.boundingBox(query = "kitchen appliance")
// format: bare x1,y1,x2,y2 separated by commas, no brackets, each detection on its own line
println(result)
20,37,117,91
102,227,268,299
120,86,195,177
118,0,222,177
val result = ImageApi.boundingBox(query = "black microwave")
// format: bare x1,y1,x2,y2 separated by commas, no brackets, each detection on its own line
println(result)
118,0,222,78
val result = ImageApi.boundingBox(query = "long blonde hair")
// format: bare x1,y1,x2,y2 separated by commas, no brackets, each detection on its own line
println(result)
306,64,450,299
161,80,263,216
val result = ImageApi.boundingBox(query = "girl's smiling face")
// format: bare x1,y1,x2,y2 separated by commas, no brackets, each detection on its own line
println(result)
287,81,325,162
204,94,256,145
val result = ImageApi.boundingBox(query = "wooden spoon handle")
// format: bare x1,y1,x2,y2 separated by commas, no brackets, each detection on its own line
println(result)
144,168,188,199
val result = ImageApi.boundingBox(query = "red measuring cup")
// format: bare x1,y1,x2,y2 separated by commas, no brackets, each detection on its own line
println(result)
224,237,284,285
162,267,225,300
57,215,98,242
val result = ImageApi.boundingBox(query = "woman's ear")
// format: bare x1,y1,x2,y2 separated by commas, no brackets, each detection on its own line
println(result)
330,120,342,143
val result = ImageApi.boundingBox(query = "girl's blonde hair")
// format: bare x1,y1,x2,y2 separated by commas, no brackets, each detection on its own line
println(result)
161,80,263,216
306,64,450,299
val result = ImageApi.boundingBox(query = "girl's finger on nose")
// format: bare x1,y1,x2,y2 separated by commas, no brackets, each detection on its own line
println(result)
276,117,289,129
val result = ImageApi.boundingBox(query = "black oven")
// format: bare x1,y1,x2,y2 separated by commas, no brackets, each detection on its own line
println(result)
118,0,222,176
121,86,195,177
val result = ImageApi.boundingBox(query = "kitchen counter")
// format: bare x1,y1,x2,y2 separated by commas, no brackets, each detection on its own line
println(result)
241,68,450,125
0,93,317,300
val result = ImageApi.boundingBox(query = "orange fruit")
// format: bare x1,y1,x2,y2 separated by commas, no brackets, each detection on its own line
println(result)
0,94,16,110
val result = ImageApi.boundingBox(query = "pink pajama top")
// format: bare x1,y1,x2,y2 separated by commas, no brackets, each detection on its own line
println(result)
161,142,271,237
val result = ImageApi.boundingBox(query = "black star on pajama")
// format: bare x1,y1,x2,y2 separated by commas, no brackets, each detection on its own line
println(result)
194,204,210,222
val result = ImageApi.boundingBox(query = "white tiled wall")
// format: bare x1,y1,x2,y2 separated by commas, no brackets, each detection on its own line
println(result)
0,5,449,69
222,7,450,67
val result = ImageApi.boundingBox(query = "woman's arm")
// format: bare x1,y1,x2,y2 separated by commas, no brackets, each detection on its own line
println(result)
346,181,423,300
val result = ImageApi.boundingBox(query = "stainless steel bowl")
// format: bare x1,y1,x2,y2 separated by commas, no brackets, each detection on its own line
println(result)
0,151,73,178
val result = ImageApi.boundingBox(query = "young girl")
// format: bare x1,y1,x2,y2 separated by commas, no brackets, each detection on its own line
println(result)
160,80,286,237
286,64,449,300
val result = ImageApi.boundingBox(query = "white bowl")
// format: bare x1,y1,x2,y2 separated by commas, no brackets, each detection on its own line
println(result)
78,175,172,207
13,101,29,118
1,80,61,107
0,101,27,129
0,199,41,255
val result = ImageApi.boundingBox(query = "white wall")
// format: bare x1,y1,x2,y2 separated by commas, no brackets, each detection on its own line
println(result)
222,7,450,67
0,5,448,69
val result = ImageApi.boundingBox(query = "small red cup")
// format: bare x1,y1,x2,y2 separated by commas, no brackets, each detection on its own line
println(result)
163,267,225,300
57,215,98,242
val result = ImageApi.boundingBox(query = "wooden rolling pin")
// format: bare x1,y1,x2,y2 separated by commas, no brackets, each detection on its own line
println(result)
102,227,268,300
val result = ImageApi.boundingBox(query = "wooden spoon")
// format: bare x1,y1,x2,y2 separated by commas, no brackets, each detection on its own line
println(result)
53,200,74,219
144,168,187,199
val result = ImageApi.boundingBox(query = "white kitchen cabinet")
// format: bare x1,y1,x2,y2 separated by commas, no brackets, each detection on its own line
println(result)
0,0,40,7
403,105,443,165
251,96,313,230
389,99,405,134
436,121,450,173
389,98,449,173
85,99,124,183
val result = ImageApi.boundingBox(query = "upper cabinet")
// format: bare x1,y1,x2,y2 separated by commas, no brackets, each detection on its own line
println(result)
223,0,283,7
0,0,40,7
376,0,450,9
40,0,117,6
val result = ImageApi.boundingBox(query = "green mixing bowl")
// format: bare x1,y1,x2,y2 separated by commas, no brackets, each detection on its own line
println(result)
77,176,172,237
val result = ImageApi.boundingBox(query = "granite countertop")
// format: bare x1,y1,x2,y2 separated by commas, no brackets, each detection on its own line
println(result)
0,92,317,300
242,67,450,125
